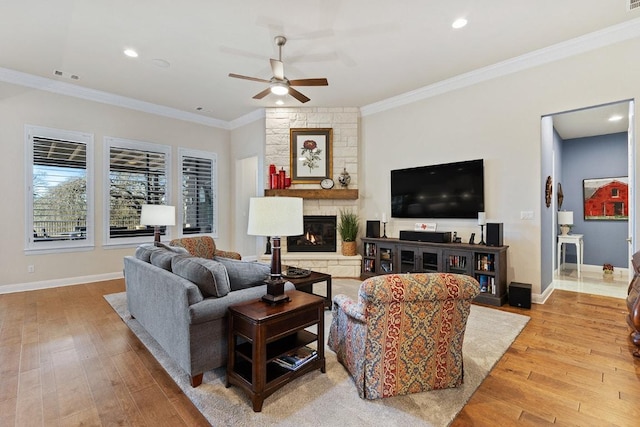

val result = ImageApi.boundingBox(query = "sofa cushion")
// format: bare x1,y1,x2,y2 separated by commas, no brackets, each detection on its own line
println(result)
135,243,188,262
171,256,231,298
213,256,270,291
150,250,182,271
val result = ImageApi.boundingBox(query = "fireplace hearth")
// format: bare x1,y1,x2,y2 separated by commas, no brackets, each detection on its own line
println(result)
287,215,337,252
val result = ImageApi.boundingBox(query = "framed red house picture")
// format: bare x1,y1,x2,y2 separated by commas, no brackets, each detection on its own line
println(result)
583,177,629,221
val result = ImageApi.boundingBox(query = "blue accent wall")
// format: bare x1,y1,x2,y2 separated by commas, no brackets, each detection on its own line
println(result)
561,132,628,268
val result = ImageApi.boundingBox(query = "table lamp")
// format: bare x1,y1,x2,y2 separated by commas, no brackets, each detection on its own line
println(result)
140,204,176,246
247,197,303,304
558,211,573,235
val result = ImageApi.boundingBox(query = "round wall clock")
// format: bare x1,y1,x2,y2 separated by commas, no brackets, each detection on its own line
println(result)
545,176,553,208
320,178,334,189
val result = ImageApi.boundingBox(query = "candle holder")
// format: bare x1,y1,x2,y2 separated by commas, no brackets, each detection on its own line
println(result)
477,212,486,245
382,221,388,238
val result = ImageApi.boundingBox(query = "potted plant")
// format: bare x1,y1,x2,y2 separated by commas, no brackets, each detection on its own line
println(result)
338,209,359,256
603,263,614,281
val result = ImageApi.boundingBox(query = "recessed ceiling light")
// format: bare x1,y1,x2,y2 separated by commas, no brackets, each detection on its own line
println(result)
608,115,624,122
124,48,139,58
151,58,171,68
452,18,468,29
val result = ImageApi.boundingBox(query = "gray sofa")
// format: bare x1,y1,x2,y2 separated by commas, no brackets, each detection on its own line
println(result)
124,244,294,387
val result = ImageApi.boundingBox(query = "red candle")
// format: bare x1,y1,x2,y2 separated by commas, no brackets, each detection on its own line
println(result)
279,168,286,189
285,177,291,188
271,173,279,189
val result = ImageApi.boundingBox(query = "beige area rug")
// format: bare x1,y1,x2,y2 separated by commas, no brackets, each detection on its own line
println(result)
104,279,529,427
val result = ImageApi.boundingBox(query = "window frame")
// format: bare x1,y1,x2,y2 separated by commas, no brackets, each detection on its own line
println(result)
103,137,172,247
24,125,94,254
178,148,218,238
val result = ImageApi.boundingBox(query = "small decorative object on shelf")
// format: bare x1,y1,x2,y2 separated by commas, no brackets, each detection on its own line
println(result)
338,168,351,188
381,213,388,238
603,263,614,281
477,212,486,245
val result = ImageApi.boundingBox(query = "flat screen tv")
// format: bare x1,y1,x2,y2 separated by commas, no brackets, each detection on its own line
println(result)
391,159,484,219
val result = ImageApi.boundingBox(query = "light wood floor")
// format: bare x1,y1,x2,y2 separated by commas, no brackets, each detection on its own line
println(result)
1,279,638,426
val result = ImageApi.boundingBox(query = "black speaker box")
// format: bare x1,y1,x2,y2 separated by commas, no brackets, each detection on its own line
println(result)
508,282,531,309
366,220,380,238
486,222,503,247
399,230,451,243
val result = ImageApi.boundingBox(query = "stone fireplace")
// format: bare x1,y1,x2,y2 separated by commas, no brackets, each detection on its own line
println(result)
287,215,337,253
262,107,361,277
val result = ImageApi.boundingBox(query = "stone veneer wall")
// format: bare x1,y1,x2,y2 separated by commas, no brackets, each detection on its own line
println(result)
263,107,361,277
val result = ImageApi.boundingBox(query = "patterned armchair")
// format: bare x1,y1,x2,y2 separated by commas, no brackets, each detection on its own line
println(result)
169,236,241,260
328,273,480,399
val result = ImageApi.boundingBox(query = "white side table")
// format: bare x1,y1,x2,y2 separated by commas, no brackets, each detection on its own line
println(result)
557,234,584,278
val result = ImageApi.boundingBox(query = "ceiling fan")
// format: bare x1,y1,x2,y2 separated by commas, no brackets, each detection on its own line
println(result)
228,36,328,103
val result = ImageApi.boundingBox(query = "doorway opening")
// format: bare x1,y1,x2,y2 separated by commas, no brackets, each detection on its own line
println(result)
541,99,635,299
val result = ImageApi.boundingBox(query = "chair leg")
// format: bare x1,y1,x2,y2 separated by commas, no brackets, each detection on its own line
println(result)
191,373,203,387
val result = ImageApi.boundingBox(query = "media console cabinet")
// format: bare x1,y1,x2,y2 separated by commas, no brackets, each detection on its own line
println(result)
361,237,508,306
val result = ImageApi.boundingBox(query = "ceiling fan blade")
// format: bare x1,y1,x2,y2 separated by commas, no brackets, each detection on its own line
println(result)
289,78,329,86
288,87,310,103
270,59,285,80
228,73,271,83
252,87,272,100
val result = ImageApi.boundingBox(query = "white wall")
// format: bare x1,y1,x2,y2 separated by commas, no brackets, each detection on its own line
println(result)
0,83,231,290
360,37,640,299
230,117,266,258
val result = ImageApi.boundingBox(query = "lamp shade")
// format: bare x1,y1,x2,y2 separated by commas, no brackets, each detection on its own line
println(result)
557,211,574,226
140,204,176,226
247,197,303,237
478,212,486,226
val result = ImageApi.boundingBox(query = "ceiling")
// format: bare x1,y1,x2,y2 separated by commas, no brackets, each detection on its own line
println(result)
1,1,639,133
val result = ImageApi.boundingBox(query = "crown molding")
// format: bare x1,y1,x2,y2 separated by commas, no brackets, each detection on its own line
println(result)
0,67,231,129
228,108,266,130
361,17,640,117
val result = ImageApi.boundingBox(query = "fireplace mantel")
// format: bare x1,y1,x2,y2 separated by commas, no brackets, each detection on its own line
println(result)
264,189,358,200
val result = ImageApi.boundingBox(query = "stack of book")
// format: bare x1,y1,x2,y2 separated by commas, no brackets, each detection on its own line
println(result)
274,346,317,371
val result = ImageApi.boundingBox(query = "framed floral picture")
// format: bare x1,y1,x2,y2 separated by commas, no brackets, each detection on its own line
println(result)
290,128,333,183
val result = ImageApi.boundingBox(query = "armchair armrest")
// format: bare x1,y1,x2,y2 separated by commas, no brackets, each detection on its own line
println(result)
332,294,365,323
214,249,242,260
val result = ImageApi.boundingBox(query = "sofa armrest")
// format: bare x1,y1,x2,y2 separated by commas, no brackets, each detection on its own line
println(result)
188,281,295,324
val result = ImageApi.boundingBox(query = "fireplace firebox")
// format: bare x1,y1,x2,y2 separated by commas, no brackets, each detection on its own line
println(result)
287,215,337,252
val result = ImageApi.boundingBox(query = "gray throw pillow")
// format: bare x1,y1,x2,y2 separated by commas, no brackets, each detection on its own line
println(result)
135,243,188,262
171,256,231,298
150,250,181,271
213,256,270,291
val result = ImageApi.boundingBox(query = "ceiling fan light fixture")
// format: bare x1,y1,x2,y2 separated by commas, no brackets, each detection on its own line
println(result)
452,18,468,29
270,82,289,95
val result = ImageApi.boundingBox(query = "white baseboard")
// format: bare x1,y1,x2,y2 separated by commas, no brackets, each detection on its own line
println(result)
0,272,124,294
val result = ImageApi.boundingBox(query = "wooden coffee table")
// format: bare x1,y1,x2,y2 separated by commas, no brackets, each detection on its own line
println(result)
283,267,332,309
226,290,326,412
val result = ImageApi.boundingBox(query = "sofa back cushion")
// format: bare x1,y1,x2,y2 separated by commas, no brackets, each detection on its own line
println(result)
213,256,270,291
150,250,182,271
171,256,231,298
135,243,188,263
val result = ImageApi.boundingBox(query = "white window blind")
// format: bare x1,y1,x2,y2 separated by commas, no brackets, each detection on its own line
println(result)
179,149,216,236
105,138,171,244
26,126,94,252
